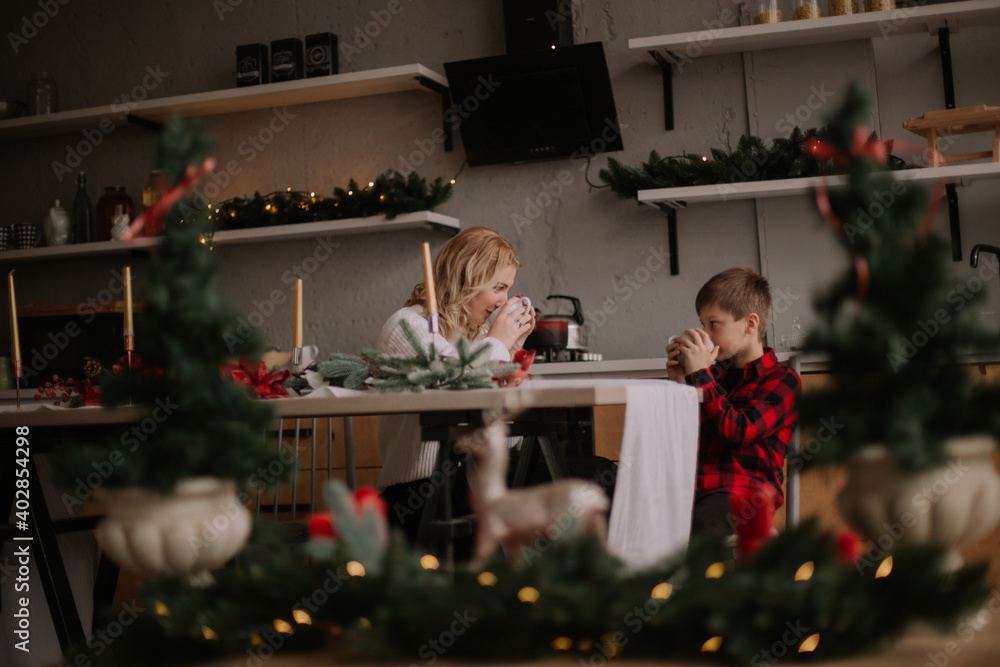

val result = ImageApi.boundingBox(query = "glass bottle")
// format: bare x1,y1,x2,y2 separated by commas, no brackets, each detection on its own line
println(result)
794,0,823,19
754,1,782,24
96,186,135,242
828,0,857,15
864,0,895,11
73,172,93,244
142,170,164,236
27,71,57,115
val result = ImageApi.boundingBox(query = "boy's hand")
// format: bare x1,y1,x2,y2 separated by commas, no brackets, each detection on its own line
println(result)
678,328,718,374
665,339,686,382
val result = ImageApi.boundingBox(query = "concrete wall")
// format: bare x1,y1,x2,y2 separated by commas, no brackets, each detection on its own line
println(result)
2,0,999,366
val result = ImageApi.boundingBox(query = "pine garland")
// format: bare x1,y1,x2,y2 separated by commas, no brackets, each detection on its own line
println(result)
61,517,989,666
314,320,520,392
598,126,911,200
210,170,453,231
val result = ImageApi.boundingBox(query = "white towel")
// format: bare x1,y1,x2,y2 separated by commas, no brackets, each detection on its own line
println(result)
606,380,700,570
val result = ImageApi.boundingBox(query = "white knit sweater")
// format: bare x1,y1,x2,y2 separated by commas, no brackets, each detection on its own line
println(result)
375,305,511,490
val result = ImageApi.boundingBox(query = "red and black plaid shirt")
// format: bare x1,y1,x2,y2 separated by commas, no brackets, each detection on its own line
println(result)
684,348,800,506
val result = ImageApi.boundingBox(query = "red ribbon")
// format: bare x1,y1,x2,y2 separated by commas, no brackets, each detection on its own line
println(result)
804,126,890,166
123,156,218,241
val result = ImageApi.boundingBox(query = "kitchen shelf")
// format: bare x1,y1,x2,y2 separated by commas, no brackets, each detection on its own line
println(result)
0,63,449,141
629,0,1000,65
637,161,1000,208
0,211,459,263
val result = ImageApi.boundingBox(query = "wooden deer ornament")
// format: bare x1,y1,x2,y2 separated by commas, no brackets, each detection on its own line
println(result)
456,418,610,562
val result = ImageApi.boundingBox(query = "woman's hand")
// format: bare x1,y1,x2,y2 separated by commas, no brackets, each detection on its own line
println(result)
488,297,532,350
510,306,537,353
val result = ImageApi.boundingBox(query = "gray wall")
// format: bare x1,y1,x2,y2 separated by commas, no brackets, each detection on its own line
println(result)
2,0,999,364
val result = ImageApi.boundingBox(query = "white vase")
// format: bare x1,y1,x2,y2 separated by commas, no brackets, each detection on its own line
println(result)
96,477,252,582
839,435,1000,569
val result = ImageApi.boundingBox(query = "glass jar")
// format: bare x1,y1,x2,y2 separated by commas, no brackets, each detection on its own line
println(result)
96,186,135,242
142,170,165,236
829,0,857,15
27,72,57,115
794,0,823,19
754,1,783,24
864,0,894,11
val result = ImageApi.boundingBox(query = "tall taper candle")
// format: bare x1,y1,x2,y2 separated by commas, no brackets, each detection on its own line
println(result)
422,242,437,316
8,270,20,365
124,265,134,334
294,278,303,349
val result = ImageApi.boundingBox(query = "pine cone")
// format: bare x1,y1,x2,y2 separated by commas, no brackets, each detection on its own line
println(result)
83,358,103,379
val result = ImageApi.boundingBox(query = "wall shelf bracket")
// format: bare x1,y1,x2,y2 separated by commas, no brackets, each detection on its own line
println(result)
937,25,964,261
649,51,675,132
655,203,682,275
418,76,453,152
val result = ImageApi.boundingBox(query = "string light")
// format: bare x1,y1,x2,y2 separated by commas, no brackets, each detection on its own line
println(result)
346,561,366,577
701,636,722,652
421,554,440,570
577,639,594,651
875,556,893,578
799,633,820,653
358,617,372,629
273,619,294,634
702,155,708,161
368,181,374,187
154,601,169,616
478,571,498,586
250,634,263,646
705,562,725,579
795,561,815,581
201,626,218,640
551,637,572,650
293,610,312,625
286,186,292,192
518,586,540,603
651,582,673,600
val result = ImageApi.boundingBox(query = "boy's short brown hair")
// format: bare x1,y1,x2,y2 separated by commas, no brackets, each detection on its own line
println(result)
695,268,770,342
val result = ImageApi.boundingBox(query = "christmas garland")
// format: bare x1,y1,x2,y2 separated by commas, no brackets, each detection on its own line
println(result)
61,486,989,667
309,320,531,392
209,169,453,231
598,126,911,201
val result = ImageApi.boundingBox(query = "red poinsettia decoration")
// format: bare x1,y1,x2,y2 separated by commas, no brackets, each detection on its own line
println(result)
34,375,102,407
220,357,291,399
835,529,864,564
308,487,388,541
730,484,777,561
494,349,536,388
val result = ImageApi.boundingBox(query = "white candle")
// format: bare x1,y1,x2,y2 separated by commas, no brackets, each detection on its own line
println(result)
294,278,303,348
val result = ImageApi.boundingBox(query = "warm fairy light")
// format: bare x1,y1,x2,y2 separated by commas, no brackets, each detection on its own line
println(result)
348,190,353,195
795,561,815,581
701,636,722,652
155,601,169,616
286,186,291,192
358,617,372,629
346,561,366,577
368,181,374,187
421,554,440,570
518,586,540,603
293,609,312,625
274,619,293,634
310,192,315,197
577,639,594,651
551,637,572,650
651,582,673,600
202,626,218,640
799,633,820,653
450,178,456,185
250,633,263,646
265,204,272,211
379,194,386,200
200,237,207,244
478,571,498,586
875,556,893,578
705,562,725,579
702,155,708,161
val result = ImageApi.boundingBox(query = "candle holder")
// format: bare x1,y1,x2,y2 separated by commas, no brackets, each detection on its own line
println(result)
428,313,440,335
293,346,303,368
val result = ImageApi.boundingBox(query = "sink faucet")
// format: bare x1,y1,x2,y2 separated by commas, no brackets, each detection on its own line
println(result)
970,244,1000,269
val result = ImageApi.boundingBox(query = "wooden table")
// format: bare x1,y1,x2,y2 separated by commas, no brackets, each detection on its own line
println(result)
0,381,634,653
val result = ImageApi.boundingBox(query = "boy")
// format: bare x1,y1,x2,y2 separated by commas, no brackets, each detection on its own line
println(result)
666,268,800,535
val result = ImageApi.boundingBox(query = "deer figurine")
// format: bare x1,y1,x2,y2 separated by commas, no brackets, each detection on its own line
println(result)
455,417,610,562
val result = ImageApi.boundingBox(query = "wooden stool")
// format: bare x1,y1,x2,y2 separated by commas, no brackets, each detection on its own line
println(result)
903,105,1000,167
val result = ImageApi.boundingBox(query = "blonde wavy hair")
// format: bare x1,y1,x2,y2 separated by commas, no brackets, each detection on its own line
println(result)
405,227,521,341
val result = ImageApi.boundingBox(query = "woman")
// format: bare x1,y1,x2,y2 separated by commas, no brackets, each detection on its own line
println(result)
375,227,535,540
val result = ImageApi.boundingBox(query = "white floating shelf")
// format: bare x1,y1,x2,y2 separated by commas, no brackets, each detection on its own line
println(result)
638,161,1000,208
630,0,1000,64
0,211,459,263
0,64,448,141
